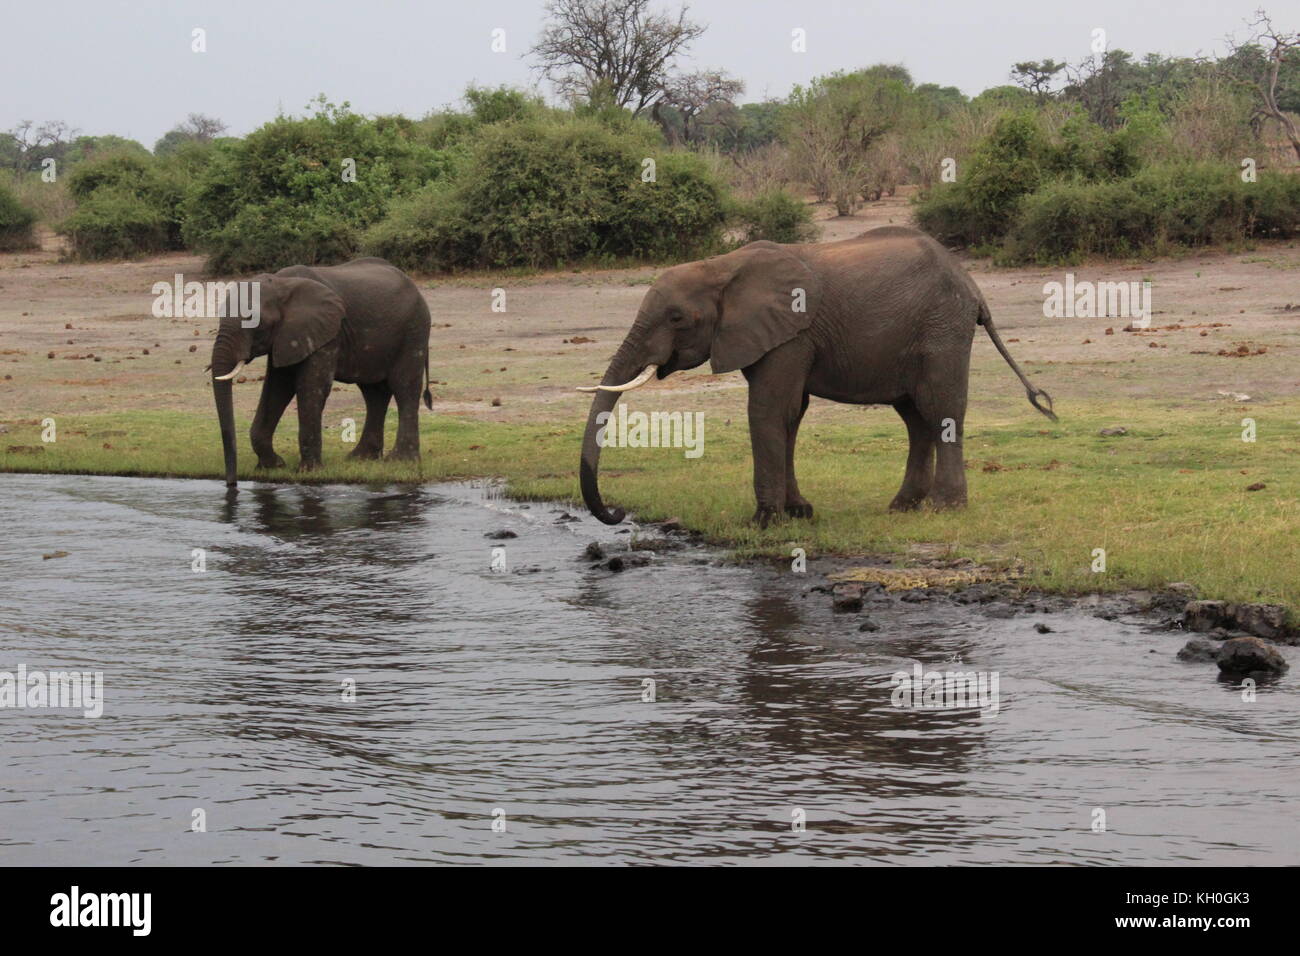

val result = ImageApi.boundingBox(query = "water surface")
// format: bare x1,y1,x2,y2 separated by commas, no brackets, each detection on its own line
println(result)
0,474,1295,865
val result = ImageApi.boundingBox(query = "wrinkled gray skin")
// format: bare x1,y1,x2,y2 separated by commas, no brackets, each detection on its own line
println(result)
580,226,1056,527
211,257,432,487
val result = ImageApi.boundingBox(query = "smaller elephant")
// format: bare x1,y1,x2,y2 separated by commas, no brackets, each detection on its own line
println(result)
210,257,432,487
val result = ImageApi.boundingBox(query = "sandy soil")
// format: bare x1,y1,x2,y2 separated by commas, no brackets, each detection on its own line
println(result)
2,190,1298,433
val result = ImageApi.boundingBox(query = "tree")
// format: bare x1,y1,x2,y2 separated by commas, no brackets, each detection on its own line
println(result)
1011,59,1066,102
782,69,914,214
1,120,78,172
529,0,704,115
655,69,743,142
153,113,228,155
1223,10,1300,161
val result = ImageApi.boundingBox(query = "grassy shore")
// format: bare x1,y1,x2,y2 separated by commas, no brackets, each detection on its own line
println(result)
4,399,1297,616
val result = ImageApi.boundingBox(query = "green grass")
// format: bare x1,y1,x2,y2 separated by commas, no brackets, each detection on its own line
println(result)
3,402,1298,616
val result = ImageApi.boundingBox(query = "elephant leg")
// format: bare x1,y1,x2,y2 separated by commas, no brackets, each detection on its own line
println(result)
250,369,295,469
293,356,334,472
913,361,969,509
889,398,936,511
743,357,809,528
386,385,421,461
784,392,813,519
349,382,391,460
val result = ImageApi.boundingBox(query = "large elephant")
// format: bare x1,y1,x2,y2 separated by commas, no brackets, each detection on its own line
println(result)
578,227,1056,526
210,257,432,487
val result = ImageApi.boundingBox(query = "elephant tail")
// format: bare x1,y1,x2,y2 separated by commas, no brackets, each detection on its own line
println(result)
979,304,1058,422
423,349,433,410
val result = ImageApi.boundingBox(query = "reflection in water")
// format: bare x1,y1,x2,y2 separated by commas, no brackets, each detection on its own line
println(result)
0,473,1296,865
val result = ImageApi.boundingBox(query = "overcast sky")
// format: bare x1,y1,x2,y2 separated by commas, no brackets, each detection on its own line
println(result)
0,0,1279,148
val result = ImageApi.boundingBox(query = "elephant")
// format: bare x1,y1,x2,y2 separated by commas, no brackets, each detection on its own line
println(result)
210,257,432,487
577,226,1056,527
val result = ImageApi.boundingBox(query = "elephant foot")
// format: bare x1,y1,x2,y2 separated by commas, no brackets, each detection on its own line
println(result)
752,504,783,529
348,445,383,461
928,494,968,510
296,459,322,473
888,494,925,512
255,454,287,470
785,500,814,520
385,447,420,462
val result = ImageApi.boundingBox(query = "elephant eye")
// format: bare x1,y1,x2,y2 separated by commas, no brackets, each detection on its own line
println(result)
668,310,685,324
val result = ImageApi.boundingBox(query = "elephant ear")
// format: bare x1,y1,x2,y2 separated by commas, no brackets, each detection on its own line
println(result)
270,277,345,368
710,243,820,374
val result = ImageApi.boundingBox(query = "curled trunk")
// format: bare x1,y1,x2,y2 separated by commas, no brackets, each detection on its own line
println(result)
579,330,653,524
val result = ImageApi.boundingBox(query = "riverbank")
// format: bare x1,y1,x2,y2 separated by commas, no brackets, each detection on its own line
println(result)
2,198,1298,617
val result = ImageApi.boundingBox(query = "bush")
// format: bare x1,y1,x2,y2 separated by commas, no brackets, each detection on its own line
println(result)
58,151,186,259
0,182,39,251
1002,164,1300,263
58,187,170,259
364,115,727,272
183,105,444,273
914,111,1049,245
728,189,818,244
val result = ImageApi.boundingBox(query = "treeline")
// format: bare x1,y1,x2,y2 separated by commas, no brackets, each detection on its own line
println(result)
3,2,1298,269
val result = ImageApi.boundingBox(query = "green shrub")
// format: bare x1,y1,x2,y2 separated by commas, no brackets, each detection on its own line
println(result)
58,151,185,259
364,115,727,272
57,186,170,259
182,106,444,273
0,182,39,251
728,189,818,244
1002,164,1300,263
914,111,1049,245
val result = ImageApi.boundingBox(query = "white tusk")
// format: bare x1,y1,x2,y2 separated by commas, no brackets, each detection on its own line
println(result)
213,361,246,382
576,364,658,393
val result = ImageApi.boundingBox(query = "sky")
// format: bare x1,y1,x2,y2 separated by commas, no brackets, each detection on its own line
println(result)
0,0,1281,148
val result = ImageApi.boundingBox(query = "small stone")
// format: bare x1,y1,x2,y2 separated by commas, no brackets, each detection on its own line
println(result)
484,530,517,539
1177,637,1221,663
1183,600,1231,633
607,556,625,573
1216,637,1288,675
832,583,864,613
1034,622,1053,633
1098,426,1127,436
857,619,880,633
583,541,606,561
1245,482,1265,491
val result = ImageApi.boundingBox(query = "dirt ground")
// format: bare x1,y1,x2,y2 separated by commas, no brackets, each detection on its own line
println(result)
2,188,1298,433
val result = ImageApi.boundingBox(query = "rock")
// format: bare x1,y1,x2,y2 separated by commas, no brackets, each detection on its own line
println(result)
1231,603,1289,641
1034,622,1053,633
42,550,69,560
554,512,580,524
900,589,931,603
657,516,686,534
1216,637,1289,675
831,583,864,613
1177,637,1221,663
985,605,1017,619
1245,482,1266,492
1165,582,1196,598
582,541,606,561
607,556,625,573
857,619,881,633
484,529,517,539
1099,426,1128,436
1183,600,1291,641
1183,600,1232,633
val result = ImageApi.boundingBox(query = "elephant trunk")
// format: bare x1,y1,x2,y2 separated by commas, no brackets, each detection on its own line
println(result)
579,328,658,525
211,323,247,488
214,378,237,487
